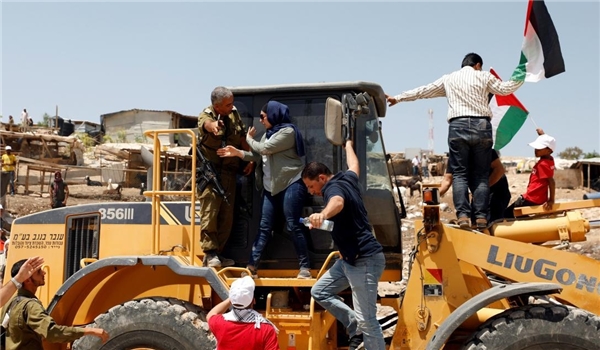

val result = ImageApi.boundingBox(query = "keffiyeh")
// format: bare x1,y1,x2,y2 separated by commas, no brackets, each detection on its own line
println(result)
223,308,279,333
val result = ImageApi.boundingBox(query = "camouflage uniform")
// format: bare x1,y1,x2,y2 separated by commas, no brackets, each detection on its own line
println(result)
4,289,86,349
197,105,246,253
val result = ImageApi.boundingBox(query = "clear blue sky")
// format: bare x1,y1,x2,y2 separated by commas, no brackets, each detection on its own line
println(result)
2,1,598,157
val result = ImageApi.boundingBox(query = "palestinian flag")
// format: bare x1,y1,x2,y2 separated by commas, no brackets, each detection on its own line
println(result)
490,69,529,150
512,0,565,82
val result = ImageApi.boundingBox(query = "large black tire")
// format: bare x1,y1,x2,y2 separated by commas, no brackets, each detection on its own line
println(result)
73,298,215,350
462,304,600,350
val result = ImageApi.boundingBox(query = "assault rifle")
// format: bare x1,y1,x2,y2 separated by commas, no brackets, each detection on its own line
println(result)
195,144,229,205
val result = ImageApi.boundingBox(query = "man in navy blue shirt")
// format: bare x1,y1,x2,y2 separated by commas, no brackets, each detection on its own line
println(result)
301,139,385,350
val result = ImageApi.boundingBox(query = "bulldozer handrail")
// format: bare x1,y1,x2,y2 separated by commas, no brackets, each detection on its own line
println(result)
316,251,341,280
143,129,197,260
80,258,98,269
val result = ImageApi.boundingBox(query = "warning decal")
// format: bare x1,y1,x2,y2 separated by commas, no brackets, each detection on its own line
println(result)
424,269,443,284
423,269,443,296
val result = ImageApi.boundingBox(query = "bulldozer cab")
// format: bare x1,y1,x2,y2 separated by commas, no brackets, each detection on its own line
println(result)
224,81,404,270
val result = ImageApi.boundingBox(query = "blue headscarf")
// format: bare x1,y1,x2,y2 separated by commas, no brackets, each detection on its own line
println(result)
263,101,305,157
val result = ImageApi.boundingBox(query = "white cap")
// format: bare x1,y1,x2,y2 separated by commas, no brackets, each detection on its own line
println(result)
229,276,255,309
529,134,556,151
0,204,3,210
5,146,11,151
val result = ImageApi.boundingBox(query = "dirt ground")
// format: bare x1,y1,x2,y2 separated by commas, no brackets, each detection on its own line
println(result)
3,171,599,261
4,184,145,217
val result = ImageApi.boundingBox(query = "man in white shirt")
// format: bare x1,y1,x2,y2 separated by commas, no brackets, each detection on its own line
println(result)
20,109,29,132
386,53,523,229
411,155,420,176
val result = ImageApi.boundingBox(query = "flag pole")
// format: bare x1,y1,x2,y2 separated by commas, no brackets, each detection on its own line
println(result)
528,114,540,128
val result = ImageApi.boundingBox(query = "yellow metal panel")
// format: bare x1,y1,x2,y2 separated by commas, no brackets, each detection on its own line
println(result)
50,265,208,326
512,199,600,216
450,228,600,315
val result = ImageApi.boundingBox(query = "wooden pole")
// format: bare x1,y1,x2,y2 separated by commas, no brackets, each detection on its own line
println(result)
55,105,59,131
587,164,591,191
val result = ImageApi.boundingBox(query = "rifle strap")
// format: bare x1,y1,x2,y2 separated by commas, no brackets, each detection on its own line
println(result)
3,296,35,328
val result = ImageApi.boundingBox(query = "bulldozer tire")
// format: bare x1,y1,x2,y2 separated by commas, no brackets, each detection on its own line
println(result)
462,304,600,350
73,297,215,350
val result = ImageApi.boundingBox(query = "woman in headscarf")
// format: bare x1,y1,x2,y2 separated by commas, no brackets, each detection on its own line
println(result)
49,171,69,209
217,101,310,279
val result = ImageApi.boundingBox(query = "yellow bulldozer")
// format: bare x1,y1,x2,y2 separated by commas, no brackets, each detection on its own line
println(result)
3,82,599,350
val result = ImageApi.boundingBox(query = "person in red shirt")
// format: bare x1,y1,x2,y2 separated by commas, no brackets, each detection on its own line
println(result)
207,276,279,350
505,129,556,218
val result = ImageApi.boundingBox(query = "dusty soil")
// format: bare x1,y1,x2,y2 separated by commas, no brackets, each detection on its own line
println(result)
4,185,145,217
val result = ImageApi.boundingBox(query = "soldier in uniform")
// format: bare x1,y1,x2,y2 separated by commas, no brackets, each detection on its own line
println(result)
0,257,43,307
3,259,109,349
198,86,253,268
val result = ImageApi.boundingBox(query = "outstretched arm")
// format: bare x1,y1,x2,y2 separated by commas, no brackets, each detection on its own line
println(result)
217,146,244,159
344,139,359,176
83,328,109,343
487,73,524,96
387,76,447,106
0,256,44,306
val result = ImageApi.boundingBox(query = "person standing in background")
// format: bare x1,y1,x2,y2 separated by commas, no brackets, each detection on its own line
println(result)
49,171,69,209
1,146,17,196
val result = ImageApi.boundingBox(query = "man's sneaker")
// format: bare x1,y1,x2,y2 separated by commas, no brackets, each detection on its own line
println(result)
204,254,221,268
218,255,235,267
476,218,488,230
458,217,471,229
241,265,258,279
348,333,364,350
297,269,312,279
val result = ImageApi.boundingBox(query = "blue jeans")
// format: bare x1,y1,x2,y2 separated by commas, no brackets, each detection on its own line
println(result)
249,179,310,269
311,252,386,349
7,171,15,195
448,117,492,221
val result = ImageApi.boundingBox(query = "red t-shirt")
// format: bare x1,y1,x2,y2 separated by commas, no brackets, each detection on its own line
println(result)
208,314,279,350
523,156,555,204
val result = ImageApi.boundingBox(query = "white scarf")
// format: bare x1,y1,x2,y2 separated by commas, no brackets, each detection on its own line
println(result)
223,308,279,333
